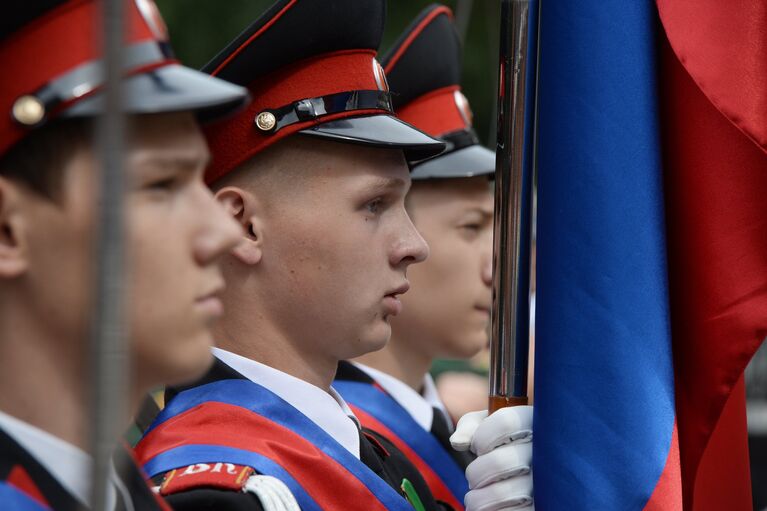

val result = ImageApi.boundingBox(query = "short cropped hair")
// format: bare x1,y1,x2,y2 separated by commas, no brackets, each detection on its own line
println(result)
0,118,93,200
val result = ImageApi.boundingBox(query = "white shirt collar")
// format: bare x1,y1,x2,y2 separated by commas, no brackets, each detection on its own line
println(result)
212,347,361,459
353,363,452,432
0,409,91,506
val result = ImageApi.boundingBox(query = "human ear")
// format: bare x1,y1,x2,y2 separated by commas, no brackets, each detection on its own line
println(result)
215,187,263,266
0,178,29,278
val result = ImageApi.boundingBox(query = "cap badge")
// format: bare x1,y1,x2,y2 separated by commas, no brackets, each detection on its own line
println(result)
255,111,277,132
135,0,169,41
372,58,389,92
454,90,473,127
12,95,46,126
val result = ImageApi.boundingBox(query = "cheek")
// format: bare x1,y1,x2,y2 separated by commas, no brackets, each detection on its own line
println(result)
278,211,382,297
125,205,201,359
411,236,472,301
25,205,95,340
401,248,453,322
127,206,192,301
401,239,487,341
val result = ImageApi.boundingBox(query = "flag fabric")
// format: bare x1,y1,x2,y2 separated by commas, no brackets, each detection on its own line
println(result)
534,1,680,508
533,0,766,509
658,0,767,507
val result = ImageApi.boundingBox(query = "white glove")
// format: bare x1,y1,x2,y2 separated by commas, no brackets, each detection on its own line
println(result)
450,406,534,511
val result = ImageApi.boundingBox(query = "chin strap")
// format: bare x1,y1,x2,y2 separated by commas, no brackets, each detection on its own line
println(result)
254,90,393,134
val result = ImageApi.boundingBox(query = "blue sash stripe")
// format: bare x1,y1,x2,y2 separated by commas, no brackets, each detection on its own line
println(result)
145,379,412,511
333,380,469,501
143,444,321,511
0,482,51,511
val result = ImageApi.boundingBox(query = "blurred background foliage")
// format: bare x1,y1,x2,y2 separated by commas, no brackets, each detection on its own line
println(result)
156,0,500,147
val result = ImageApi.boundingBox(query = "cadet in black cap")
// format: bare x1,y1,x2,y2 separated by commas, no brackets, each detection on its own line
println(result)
0,1,247,509
132,1,456,510
338,5,533,511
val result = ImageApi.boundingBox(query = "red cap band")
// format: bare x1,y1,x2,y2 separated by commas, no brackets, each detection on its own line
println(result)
0,0,170,156
396,85,472,138
204,49,387,184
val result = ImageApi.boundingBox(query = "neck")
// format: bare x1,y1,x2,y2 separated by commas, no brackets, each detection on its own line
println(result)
0,299,90,451
354,331,432,391
212,300,338,391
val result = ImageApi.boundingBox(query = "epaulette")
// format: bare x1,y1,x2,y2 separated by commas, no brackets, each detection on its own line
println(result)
159,463,254,496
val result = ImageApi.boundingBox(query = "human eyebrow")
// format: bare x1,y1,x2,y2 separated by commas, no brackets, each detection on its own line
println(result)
133,151,211,177
463,206,494,220
365,176,411,195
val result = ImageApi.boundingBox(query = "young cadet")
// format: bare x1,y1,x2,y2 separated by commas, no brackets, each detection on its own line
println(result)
0,1,247,509
336,6,533,511
134,1,531,510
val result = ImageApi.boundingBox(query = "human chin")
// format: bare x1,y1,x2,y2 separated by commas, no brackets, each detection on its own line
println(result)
136,328,213,389
162,330,215,385
444,327,487,359
351,320,392,357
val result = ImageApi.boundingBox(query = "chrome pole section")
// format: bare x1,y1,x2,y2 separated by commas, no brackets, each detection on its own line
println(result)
90,0,127,508
488,0,539,413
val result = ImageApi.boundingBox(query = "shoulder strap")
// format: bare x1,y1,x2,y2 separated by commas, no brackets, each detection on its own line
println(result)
334,379,469,510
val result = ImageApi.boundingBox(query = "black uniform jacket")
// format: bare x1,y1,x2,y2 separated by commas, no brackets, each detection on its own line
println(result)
0,427,167,511
335,361,475,471
148,358,452,511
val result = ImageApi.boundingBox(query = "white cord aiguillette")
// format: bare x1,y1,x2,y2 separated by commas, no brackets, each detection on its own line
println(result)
243,475,301,511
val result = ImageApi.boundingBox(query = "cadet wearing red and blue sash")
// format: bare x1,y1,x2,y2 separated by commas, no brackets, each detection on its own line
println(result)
136,353,443,511
338,6,498,510
0,1,246,510
132,0,449,509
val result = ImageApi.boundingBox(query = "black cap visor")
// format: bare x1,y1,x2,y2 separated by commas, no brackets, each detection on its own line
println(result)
299,114,446,162
63,63,249,122
411,144,496,180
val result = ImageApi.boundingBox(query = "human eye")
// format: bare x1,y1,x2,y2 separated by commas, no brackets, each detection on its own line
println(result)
458,223,481,241
457,212,489,239
365,197,384,214
459,222,482,232
145,175,178,191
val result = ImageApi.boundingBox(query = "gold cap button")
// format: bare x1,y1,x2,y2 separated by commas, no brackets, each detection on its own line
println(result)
12,95,45,126
255,111,276,132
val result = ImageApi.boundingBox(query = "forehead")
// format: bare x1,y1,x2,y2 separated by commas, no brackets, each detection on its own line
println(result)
410,176,494,208
281,137,411,191
126,112,208,163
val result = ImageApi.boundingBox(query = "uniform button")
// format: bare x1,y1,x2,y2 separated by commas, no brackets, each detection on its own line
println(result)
12,95,45,126
255,111,276,132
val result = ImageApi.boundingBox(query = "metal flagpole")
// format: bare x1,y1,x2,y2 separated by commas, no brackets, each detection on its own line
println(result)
488,0,539,413
90,0,128,508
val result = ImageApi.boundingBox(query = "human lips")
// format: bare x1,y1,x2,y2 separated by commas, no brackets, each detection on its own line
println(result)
382,282,410,316
474,303,492,316
195,283,225,319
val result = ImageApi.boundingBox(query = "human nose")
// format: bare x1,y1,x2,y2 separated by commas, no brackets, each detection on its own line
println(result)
481,252,493,287
192,184,243,265
390,211,429,268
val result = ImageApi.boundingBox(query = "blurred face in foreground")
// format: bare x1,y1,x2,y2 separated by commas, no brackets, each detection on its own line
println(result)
216,137,430,372
124,113,242,386
391,175,494,359
1,112,241,391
